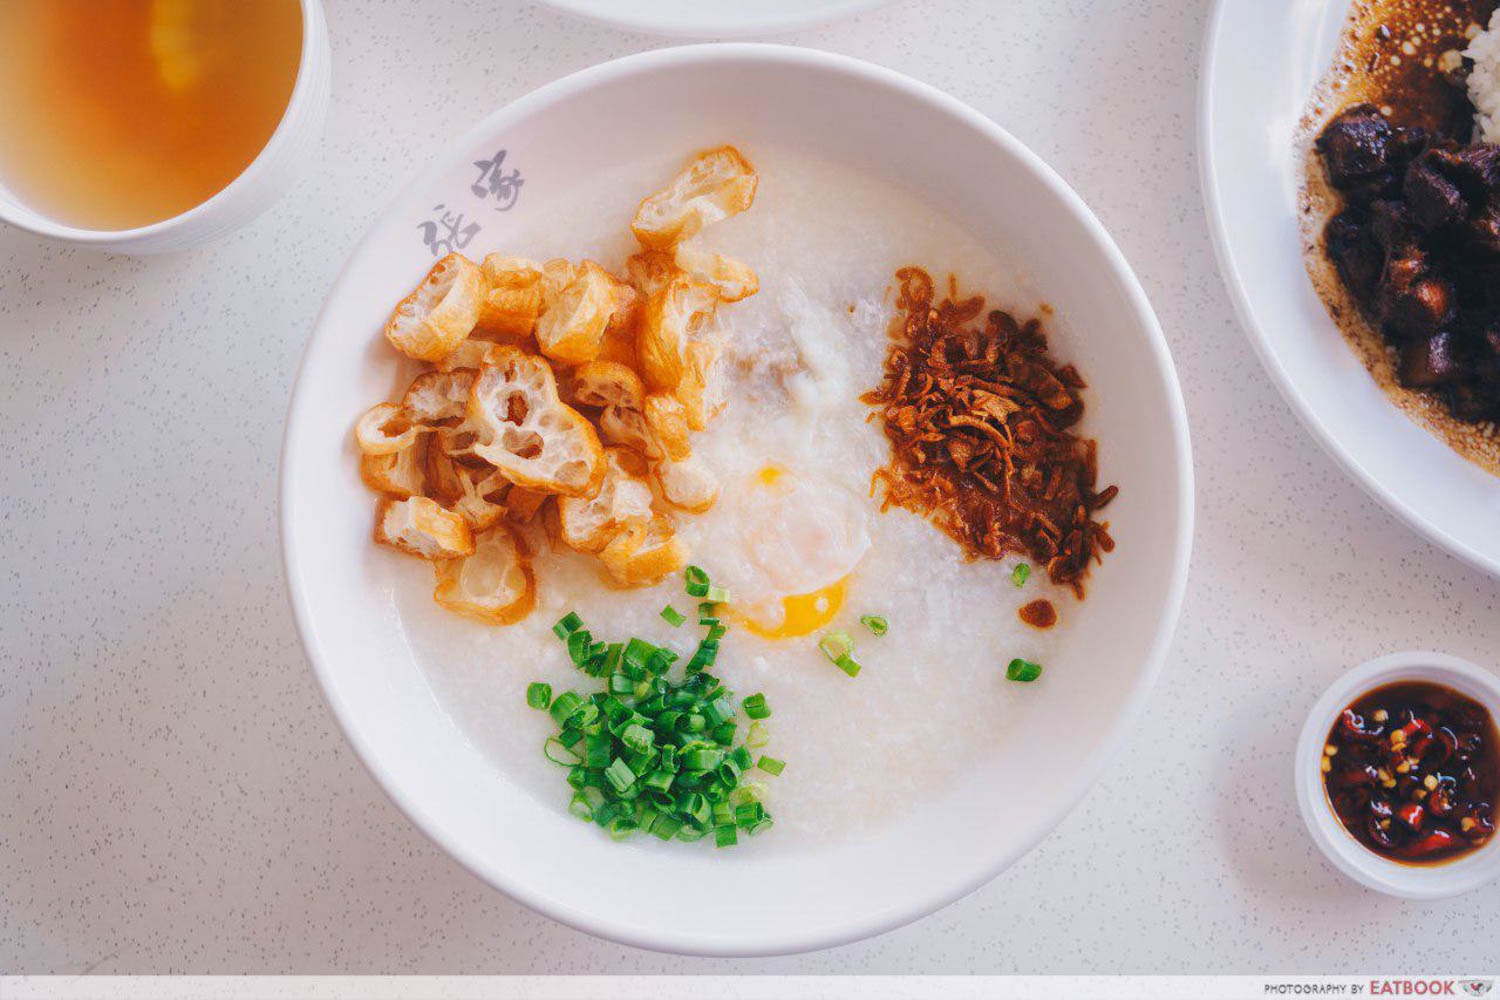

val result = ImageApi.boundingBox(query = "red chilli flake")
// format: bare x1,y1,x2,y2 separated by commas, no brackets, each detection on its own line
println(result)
859,267,1117,596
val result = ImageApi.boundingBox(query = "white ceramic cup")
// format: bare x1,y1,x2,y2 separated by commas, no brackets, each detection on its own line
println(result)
0,0,330,254
1295,651,1500,899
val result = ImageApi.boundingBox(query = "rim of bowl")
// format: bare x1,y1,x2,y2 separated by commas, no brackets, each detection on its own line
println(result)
279,42,1196,955
0,0,326,244
533,0,895,38
1196,0,1500,581
1294,651,1500,899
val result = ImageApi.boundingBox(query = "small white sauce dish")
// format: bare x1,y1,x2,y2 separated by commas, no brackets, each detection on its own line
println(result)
1295,650,1500,899
0,0,330,255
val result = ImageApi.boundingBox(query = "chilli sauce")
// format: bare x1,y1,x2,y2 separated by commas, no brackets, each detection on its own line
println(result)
1322,681,1498,864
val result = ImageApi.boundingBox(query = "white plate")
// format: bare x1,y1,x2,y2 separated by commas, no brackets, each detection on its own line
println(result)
533,0,895,37
1200,0,1500,578
281,44,1193,955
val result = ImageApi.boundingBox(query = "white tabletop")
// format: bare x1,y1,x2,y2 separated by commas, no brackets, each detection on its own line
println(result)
4,0,1499,975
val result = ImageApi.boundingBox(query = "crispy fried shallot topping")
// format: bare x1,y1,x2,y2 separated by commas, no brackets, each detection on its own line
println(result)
860,268,1117,595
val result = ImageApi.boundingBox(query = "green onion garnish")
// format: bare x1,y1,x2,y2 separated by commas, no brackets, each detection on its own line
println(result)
604,757,636,793
834,653,861,678
1006,658,1043,682
859,615,888,636
553,612,584,638
681,747,722,771
819,631,854,663
544,738,582,767
705,584,730,604
548,691,583,728
1012,563,1030,588
757,755,786,776
684,565,710,597
539,604,778,848
686,638,719,673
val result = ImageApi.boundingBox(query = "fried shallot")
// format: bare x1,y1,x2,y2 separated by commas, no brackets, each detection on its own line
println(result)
861,268,1117,595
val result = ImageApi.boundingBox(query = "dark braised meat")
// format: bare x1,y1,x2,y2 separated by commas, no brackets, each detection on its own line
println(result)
1315,103,1500,424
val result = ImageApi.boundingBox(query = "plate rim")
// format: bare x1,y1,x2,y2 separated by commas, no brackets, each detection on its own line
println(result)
1197,0,1500,580
531,0,896,38
280,42,1196,956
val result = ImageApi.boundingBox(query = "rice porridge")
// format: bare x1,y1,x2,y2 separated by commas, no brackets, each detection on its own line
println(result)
383,147,1092,850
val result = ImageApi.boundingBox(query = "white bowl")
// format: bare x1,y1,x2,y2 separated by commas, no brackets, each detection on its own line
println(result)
1199,0,1500,578
1295,651,1500,899
533,0,896,38
0,0,330,254
281,44,1193,955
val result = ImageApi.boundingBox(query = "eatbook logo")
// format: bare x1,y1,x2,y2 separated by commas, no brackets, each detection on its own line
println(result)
1461,982,1493,997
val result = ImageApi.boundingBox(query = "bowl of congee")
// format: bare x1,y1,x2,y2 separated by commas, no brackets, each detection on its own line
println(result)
280,44,1194,955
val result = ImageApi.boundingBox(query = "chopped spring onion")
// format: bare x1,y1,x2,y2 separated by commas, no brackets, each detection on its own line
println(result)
621,723,655,754
548,691,583,728
702,696,735,727
742,693,770,719
537,597,781,848
735,801,765,827
566,629,594,666
819,631,854,663
729,781,765,805
622,637,657,674
544,738,582,767
1006,658,1043,682
604,757,637,793
834,653,861,678
686,639,720,673
569,788,604,821
757,756,786,776
859,614,888,636
1012,563,1030,588
681,747,723,771
684,565,710,597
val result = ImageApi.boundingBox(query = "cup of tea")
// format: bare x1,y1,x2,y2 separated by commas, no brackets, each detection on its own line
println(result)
0,0,330,254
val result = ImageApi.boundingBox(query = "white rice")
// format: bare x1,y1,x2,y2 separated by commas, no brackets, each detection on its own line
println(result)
1465,8,1500,142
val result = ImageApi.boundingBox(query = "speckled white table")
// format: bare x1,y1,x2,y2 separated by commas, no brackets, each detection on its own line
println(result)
3,0,1498,975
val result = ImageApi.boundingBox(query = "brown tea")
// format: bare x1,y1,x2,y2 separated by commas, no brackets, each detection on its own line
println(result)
0,0,302,231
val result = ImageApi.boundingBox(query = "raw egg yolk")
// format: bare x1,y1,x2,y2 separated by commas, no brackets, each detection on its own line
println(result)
737,577,849,639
